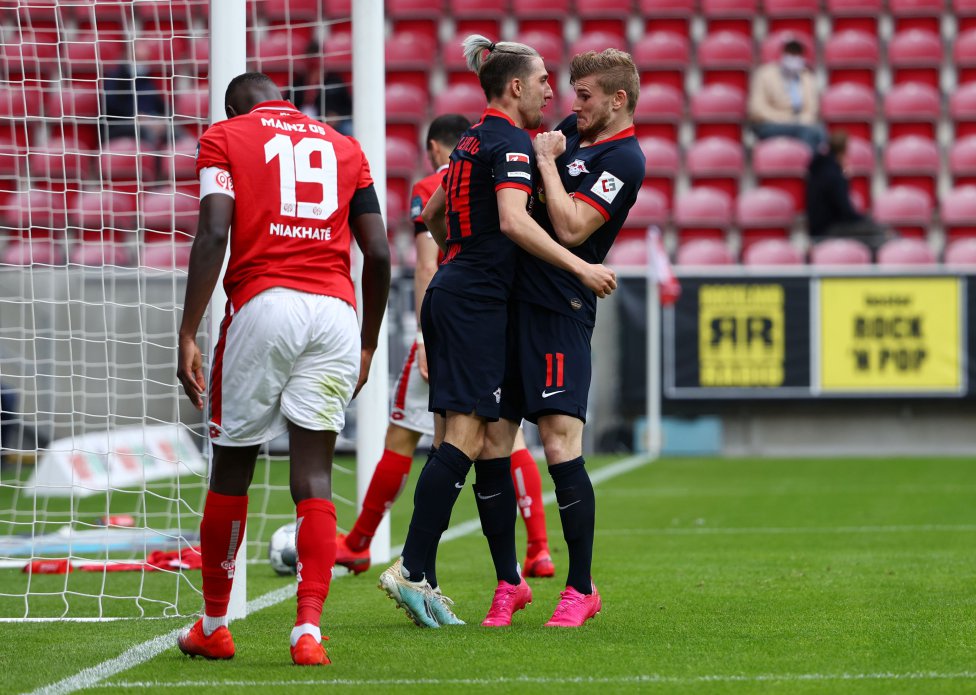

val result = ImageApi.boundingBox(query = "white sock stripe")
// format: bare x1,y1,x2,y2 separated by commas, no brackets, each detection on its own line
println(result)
513,468,527,497
225,520,241,563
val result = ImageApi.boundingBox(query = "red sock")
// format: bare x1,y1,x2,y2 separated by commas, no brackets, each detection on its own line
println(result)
295,498,337,627
200,490,248,618
346,449,412,551
510,448,549,555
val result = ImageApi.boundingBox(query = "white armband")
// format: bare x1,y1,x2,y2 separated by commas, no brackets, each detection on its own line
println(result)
199,166,235,199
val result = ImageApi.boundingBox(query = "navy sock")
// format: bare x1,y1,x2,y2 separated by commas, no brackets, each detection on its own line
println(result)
549,457,595,595
424,447,441,590
400,442,472,582
473,456,520,585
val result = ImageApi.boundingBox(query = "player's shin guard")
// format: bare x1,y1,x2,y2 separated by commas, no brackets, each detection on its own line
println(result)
549,457,595,595
200,490,248,621
295,499,337,627
474,457,521,585
400,443,472,581
346,449,412,551
510,448,548,554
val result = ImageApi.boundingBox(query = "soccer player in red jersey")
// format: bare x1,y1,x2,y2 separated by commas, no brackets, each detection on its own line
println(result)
379,35,616,629
175,73,390,665
335,115,554,586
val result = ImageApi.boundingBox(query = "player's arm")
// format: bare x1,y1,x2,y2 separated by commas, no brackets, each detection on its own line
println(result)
534,131,606,248
497,187,616,298
177,178,233,410
349,184,391,398
420,185,448,253
413,230,439,380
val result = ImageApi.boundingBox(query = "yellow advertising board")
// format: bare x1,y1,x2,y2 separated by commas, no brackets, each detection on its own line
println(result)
819,277,962,392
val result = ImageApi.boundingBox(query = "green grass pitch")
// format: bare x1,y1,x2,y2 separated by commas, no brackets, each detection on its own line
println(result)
3,454,976,694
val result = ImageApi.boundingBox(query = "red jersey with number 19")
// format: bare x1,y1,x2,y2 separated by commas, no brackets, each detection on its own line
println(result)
196,100,373,312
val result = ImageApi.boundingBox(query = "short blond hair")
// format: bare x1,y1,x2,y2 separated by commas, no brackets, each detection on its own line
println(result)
569,48,640,115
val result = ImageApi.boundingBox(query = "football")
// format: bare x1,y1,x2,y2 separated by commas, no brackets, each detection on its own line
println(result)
268,522,297,576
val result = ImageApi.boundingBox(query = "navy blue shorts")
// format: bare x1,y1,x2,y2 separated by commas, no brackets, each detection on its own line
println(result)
420,287,508,421
501,301,593,424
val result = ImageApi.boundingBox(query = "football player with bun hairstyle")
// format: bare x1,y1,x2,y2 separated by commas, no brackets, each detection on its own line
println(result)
378,35,616,629
175,72,390,665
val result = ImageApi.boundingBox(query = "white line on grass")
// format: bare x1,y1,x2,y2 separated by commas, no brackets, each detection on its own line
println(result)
599,524,976,536
26,453,653,695
105,671,976,688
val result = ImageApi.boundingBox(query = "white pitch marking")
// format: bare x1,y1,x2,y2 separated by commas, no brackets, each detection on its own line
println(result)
27,453,654,695
598,524,976,536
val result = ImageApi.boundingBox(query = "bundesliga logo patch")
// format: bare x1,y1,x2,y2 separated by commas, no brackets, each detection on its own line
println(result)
566,159,589,177
506,152,530,163
591,171,623,204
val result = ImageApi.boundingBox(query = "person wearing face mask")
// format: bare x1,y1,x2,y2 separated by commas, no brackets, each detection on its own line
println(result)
748,38,825,152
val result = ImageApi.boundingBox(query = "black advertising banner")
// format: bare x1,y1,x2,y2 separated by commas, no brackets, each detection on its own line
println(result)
665,277,812,398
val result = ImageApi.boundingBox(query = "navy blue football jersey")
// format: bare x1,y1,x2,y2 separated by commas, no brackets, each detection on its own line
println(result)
515,114,646,326
428,109,536,301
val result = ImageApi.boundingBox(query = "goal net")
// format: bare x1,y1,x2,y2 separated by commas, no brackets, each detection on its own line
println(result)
0,0,376,620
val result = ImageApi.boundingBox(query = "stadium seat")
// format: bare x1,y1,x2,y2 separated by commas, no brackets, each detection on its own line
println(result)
742,237,803,265
606,235,650,266
876,237,936,265
752,137,813,211
883,136,940,202
957,0,976,32
173,88,209,138
736,187,796,252
845,136,875,209
634,83,683,141
698,31,754,93
675,237,735,265
632,32,690,94
809,237,873,265
607,189,670,266
386,137,420,203
385,82,428,144
872,185,932,240
141,189,199,238
941,185,976,241
322,31,353,76
884,82,941,140
638,0,695,37
687,137,745,199
574,0,632,40
432,82,486,123
512,0,571,36
68,189,137,266
515,30,566,70
762,0,819,36
386,31,437,91
639,136,680,204
888,29,942,89
449,0,507,37
98,138,158,189
822,82,876,142
673,187,734,244
827,0,881,35
943,237,976,265
690,83,746,141
954,29,976,86
701,0,757,37
387,0,442,41
949,135,976,187
824,30,880,88
951,82,976,138
760,30,816,64
27,146,84,190
568,31,629,58
890,0,943,33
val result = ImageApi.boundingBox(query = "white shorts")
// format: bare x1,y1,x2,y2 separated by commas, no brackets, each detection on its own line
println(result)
389,341,434,437
208,288,360,447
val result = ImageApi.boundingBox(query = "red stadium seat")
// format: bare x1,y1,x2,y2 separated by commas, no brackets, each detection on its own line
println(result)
638,0,695,37
821,82,876,142
386,137,420,204
676,237,735,265
674,187,734,244
512,0,571,36
387,0,442,41
827,0,882,35
884,82,941,140
432,82,486,123
698,31,754,93
845,136,875,209
888,29,942,89
890,0,943,33
957,0,976,33
701,0,757,37
954,29,976,86
173,88,209,138
27,145,85,189
448,0,507,37
824,30,880,88
883,136,940,202
690,83,746,141
98,138,158,189
943,237,976,265
951,82,976,138
941,185,976,241
762,0,819,36
949,135,976,187
322,31,353,76
687,137,745,199
876,237,936,265
632,31,690,93
141,188,199,239
752,137,813,211
386,83,428,145
516,30,566,69
634,83,683,141
574,0,632,40
809,237,873,265
568,31,629,58
639,136,680,204
742,237,803,265
607,189,670,266
760,30,816,64
872,185,932,240
736,187,795,252
386,31,437,91
70,189,138,234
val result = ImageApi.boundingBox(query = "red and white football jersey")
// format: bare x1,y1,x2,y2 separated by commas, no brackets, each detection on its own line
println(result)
196,100,373,311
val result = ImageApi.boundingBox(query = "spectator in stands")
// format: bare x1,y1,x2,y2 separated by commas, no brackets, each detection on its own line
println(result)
748,38,825,152
288,42,353,136
806,130,889,252
102,41,168,146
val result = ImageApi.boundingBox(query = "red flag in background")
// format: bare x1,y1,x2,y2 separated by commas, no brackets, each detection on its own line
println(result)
647,226,680,306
